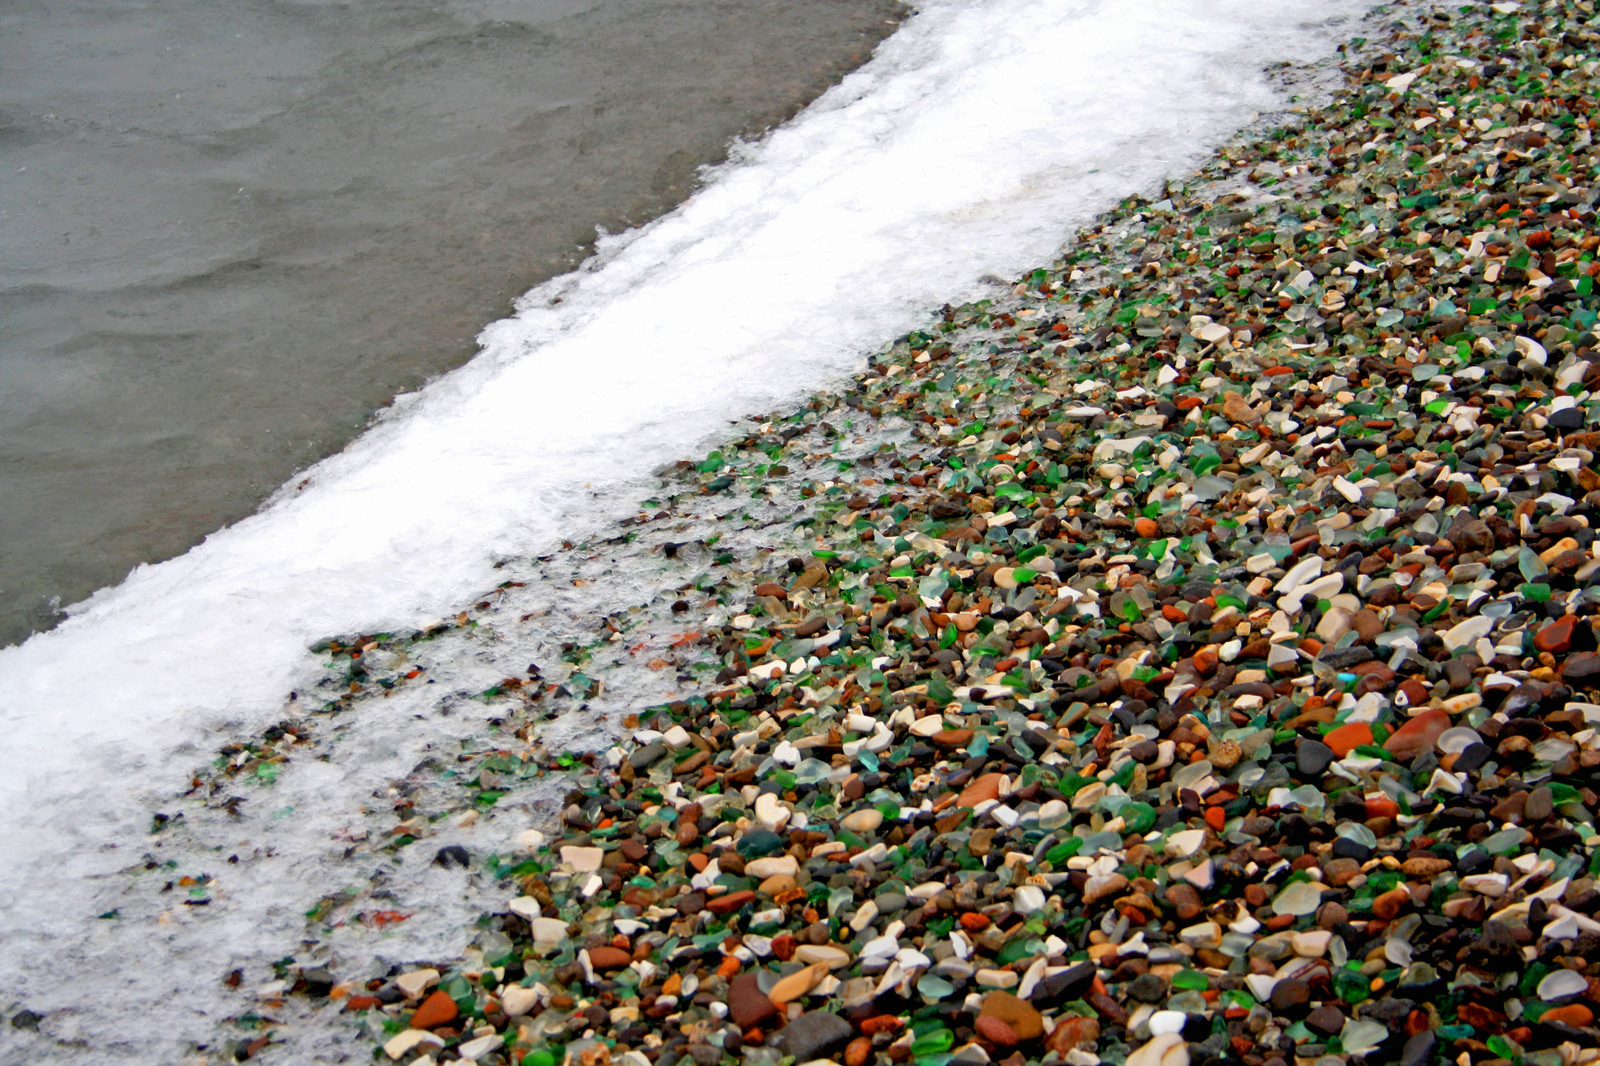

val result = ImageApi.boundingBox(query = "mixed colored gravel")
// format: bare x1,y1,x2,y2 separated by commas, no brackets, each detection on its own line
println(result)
185,3,1600,1065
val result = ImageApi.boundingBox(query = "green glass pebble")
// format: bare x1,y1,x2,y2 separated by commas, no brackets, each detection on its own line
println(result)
1056,768,1094,793
1335,970,1369,1004
1216,985,1254,1011
1487,1036,1520,1059
1121,801,1156,834
1171,969,1209,991
1519,964,1548,997
1046,837,1084,864
911,1028,954,1055
1548,783,1581,805
525,1051,556,1066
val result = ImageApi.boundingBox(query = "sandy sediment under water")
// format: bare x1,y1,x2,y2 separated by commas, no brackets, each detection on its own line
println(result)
0,0,904,646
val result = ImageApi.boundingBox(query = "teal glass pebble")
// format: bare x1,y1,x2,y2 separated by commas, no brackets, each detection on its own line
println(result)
1167,991,1208,1013
1484,826,1529,854
1082,830,1122,853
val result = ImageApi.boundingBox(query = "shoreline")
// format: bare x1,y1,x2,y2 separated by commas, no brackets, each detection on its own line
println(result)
0,0,908,649
14,1,1600,1063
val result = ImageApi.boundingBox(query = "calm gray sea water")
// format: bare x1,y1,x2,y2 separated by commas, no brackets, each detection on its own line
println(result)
0,0,900,645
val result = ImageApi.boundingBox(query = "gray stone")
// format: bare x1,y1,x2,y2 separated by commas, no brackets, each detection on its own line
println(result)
1126,973,1167,1003
630,741,668,770
1318,644,1374,669
1400,1032,1438,1066
874,891,907,914
1296,739,1336,776
779,1011,854,1062
1443,656,1478,691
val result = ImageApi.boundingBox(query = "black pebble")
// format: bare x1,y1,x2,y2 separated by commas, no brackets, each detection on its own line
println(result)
299,967,335,996
1332,836,1372,861
1546,407,1583,430
434,844,471,869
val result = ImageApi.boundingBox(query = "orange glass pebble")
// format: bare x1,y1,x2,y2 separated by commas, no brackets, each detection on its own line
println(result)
1324,721,1373,756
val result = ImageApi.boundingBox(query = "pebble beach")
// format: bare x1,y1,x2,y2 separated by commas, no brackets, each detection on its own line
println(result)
61,2,1600,1064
